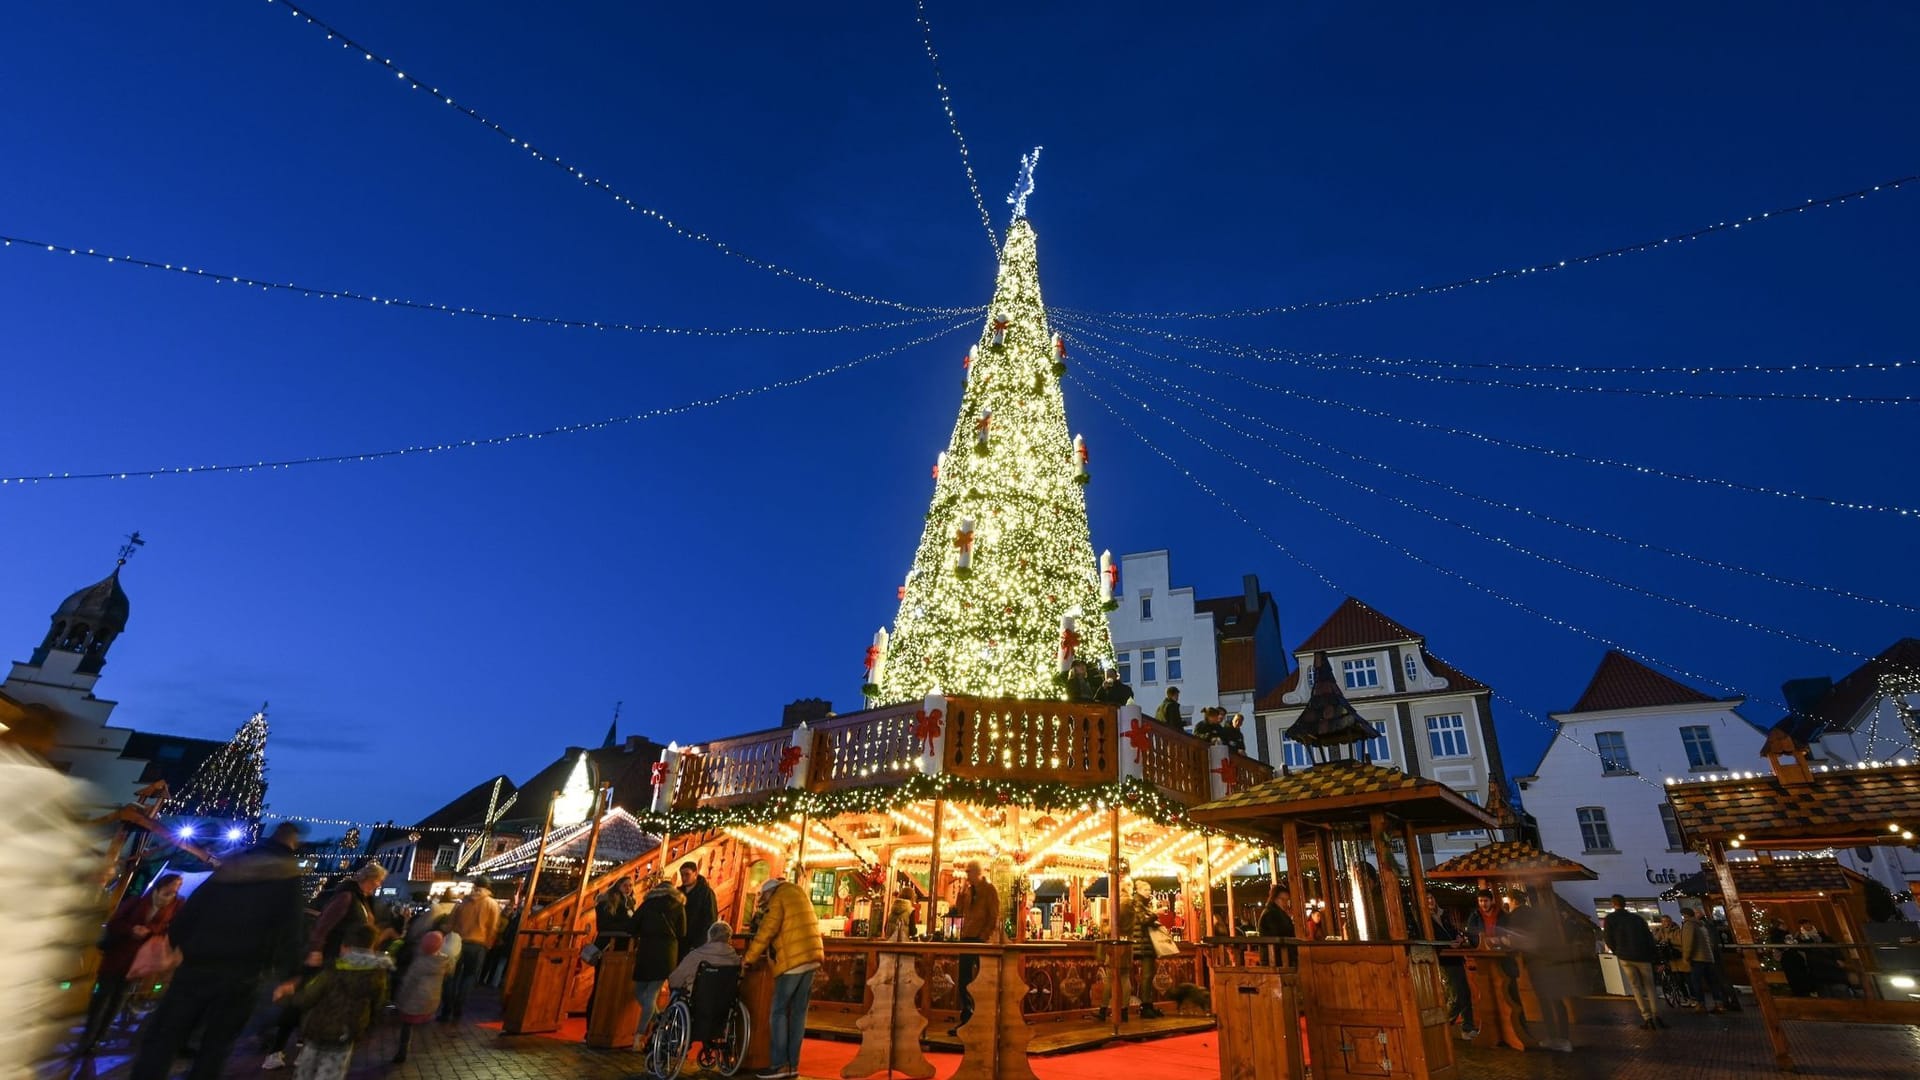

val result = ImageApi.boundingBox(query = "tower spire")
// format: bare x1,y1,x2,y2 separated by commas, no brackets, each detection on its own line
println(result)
873,202,1113,703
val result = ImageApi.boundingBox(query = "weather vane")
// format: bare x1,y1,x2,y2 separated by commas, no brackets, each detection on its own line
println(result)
1006,146,1043,220
116,530,146,566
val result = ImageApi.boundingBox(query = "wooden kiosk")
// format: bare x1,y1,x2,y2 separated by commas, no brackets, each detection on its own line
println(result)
1190,652,1497,1080
1666,726,1920,1071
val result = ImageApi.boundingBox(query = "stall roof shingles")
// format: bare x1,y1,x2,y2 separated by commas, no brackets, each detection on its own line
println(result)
1666,764,1920,845
1428,840,1595,880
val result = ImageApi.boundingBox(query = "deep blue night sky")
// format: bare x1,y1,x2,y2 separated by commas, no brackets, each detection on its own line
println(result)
2,2,1914,826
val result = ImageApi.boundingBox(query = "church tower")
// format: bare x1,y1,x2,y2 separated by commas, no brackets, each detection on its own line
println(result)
24,563,133,685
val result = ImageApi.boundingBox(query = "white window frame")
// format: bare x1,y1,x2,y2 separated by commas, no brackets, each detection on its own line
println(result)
1658,802,1685,851
1342,657,1380,690
1680,726,1720,770
1577,806,1615,853
1116,651,1131,684
1166,646,1183,682
1449,792,1489,839
1425,713,1470,759
1404,654,1419,681
1595,731,1633,775
1141,649,1157,684
1362,720,1391,764
1140,594,1153,620
1281,737,1312,770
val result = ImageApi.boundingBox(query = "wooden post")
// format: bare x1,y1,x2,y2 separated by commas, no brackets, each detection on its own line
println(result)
572,784,611,931
1281,822,1304,929
1370,811,1407,939
1313,829,1342,938
1202,834,1215,941
927,800,945,937
1109,806,1124,1033
1712,841,1790,1070
504,792,560,994
795,810,810,876
1403,820,1435,940
1222,845,1237,937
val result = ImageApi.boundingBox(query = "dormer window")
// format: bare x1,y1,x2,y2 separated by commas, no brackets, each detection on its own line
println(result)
1342,657,1379,690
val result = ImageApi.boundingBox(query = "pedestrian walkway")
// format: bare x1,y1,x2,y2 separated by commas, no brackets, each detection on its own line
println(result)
40,990,1920,1079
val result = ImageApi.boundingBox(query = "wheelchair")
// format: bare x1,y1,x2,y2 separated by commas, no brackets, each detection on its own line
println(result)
648,962,751,1078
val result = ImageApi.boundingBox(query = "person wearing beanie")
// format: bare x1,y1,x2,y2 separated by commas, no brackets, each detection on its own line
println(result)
392,929,461,1063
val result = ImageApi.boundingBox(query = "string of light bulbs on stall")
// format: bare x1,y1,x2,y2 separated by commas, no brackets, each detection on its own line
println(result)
259,0,961,315
1071,360,1777,709
1064,312,1917,406
1067,372,1682,799
913,0,998,254
1076,341,1919,618
0,233,979,339
1057,317,1920,519
1065,172,1919,321
1080,341,1874,662
0,320,970,487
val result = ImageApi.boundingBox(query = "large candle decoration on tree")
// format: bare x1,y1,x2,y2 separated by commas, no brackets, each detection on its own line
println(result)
990,315,1009,348
1072,434,1089,483
1099,550,1115,604
963,346,975,378
933,451,945,481
1051,331,1067,374
954,516,975,573
974,409,992,453
1058,612,1080,674
865,627,889,692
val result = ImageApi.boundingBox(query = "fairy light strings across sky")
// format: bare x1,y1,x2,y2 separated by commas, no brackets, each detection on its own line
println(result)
259,0,956,315
913,0,998,254
1056,316,1920,519
0,320,971,486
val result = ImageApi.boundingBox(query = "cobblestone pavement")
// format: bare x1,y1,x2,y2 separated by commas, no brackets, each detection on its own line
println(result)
40,991,1920,1079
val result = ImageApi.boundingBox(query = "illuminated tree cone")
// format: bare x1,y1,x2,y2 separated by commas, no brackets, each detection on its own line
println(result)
873,217,1114,703
162,705,270,843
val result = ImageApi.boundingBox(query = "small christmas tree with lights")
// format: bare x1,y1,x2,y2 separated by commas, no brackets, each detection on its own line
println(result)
163,703,271,844
872,152,1116,703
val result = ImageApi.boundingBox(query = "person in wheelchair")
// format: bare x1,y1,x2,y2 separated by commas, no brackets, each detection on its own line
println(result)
651,922,748,1077
669,920,742,995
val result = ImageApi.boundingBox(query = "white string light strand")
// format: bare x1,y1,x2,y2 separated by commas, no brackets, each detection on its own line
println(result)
1075,339,1920,618
259,0,964,315
1056,317,1920,520
1065,173,1919,320
1071,360,1772,706
0,320,970,487
1064,313,1917,406
0,233,979,338
1080,341,1872,661
1067,374,1686,795
913,0,998,253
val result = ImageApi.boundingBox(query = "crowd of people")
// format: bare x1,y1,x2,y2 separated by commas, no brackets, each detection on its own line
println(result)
1062,656,1247,752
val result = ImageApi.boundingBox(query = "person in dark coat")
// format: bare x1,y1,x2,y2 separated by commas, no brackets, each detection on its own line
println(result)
1095,669,1134,706
129,824,307,1080
677,861,718,962
1602,895,1665,1029
595,877,638,950
1426,892,1476,1039
1154,687,1186,730
83,873,182,1053
631,875,686,1048
1065,659,1098,703
1221,713,1248,754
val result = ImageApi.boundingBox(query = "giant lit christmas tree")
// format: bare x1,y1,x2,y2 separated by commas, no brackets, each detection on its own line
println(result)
871,160,1116,703
162,703,270,844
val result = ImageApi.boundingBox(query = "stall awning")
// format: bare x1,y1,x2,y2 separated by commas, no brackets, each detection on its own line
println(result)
470,808,656,875
1427,840,1596,883
1189,759,1495,836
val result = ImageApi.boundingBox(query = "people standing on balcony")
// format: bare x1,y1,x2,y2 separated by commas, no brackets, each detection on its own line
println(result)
743,876,824,1080
949,860,1001,1037
1223,713,1247,754
632,872,687,1050
1192,707,1227,743
1155,686,1186,731
1066,658,1098,703
440,882,500,1022
1096,667,1134,706
679,861,718,962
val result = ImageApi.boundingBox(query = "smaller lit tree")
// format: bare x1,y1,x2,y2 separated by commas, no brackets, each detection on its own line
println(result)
163,703,270,845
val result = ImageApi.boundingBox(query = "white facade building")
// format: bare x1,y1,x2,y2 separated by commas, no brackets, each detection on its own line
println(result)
1257,597,1506,868
1517,650,1767,919
1107,551,1221,725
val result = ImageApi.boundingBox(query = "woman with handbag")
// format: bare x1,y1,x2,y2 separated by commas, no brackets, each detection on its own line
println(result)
1118,879,1167,1020
82,873,183,1053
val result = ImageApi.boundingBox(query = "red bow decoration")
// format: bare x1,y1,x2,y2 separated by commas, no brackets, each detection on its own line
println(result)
1124,718,1156,763
1212,756,1240,791
864,645,880,673
1060,628,1080,655
992,319,1010,331
932,461,941,479
961,352,972,370
975,415,992,433
954,531,973,554
915,708,944,754
1105,563,1119,588
650,761,669,788
777,745,804,779
1077,442,1089,464
897,585,907,600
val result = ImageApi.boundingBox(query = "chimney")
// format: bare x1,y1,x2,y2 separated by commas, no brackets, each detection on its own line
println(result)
782,698,833,729
1243,574,1260,614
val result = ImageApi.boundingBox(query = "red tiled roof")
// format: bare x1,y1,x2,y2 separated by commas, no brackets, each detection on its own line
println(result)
1256,668,1301,712
1802,638,1920,735
1420,649,1489,693
1217,638,1256,693
1296,597,1422,652
1569,651,1719,713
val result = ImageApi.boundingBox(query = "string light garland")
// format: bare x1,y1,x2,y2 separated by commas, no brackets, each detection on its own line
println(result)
1083,343,1873,662
1080,342,1920,618
0,320,970,487
1064,313,1918,405
1071,363,1775,708
1065,372,1679,797
913,0,998,253
1060,319,1920,520
259,0,964,315
1065,173,1920,321
0,232,979,338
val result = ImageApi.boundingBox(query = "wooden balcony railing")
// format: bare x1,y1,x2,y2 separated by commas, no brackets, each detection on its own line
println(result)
807,704,922,792
1229,752,1275,789
673,729,794,811
1132,720,1213,805
945,699,1117,787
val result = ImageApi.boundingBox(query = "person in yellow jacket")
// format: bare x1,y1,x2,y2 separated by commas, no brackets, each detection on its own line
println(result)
742,877,823,1080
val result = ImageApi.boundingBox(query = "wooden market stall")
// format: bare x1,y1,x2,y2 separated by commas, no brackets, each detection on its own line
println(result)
1665,727,1920,1071
1189,651,1497,1080
1662,856,1880,1000
1424,840,1597,1049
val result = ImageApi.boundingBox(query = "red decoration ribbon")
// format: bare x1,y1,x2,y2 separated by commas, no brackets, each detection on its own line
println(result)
1212,757,1240,791
1060,628,1080,655
777,745,804,779
650,761,669,787
1124,718,1156,763
915,708,945,754
1105,563,1119,587
1077,442,1089,464
864,645,880,673
954,531,973,554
